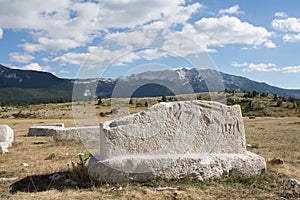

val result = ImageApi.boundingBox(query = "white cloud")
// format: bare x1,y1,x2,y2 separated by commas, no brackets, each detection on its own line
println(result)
53,14,276,68
52,27,207,67
37,37,81,52
232,62,279,72
52,45,164,67
145,2,202,29
106,30,158,47
274,12,288,18
59,69,70,74
272,17,300,32
232,62,300,73
9,52,34,63
0,0,196,52
52,52,87,66
264,40,277,48
136,48,168,61
232,61,248,67
272,17,300,42
218,5,243,16
162,30,210,56
281,65,300,73
15,63,50,72
246,63,278,72
21,43,43,52
0,28,3,39
52,45,132,67
283,33,300,42
0,0,70,29
99,0,186,28
183,16,275,49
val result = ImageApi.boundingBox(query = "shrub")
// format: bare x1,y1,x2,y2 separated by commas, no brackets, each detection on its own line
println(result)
276,99,283,107
99,112,106,117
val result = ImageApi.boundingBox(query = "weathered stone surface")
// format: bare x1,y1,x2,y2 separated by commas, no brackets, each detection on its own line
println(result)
88,100,266,183
28,123,65,136
0,125,14,153
28,124,99,149
89,152,266,183
52,126,99,142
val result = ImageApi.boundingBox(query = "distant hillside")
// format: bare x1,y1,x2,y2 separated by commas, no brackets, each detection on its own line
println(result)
0,65,73,104
0,64,300,104
94,68,300,99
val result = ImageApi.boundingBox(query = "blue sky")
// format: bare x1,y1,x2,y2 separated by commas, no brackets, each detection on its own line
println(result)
0,0,300,89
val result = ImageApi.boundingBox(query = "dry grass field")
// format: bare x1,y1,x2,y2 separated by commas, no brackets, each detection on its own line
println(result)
0,95,299,199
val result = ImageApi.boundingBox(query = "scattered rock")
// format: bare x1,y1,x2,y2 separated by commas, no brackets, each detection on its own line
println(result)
0,125,14,154
285,179,300,188
64,178,78,186
154,186,179,191
270,157,284,165
49,173,65,181
114,185,123,191
77,152,85,157
0,177,17,181
21,163,29,167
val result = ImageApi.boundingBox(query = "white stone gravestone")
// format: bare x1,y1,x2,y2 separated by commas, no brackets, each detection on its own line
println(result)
88,100,266,183
0,125,14,153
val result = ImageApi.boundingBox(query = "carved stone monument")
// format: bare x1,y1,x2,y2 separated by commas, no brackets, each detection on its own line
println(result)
88,100,266,183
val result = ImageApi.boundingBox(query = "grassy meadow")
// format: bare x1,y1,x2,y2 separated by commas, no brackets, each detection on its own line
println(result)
0,92,299,199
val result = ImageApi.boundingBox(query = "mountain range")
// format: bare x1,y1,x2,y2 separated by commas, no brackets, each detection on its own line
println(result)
0,64,299,104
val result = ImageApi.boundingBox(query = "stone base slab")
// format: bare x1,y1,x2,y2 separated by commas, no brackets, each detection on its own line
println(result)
88,151,266,183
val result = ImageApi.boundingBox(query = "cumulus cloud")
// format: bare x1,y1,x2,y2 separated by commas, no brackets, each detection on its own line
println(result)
272,17,300,32
232,62,300,73
232,61,279,72
59,69,70,74
1,0,279,72
53,13,277,68
183,16,275,50
232,61,248,67
283,34,300,42
281,65,300,73
272,17,300,42
9,52,34,63
274,12,288,18
145,2,202,29
264,40,277,48
52,52,87,66
246,63,278,72
105,30,158,47
0,0,195,53
21,43,43,52
98,0,187,28
52,45,166,68
52,45,132,67
14,63,51,72
52,27,209,68
218,5,243,16
0,28,3,39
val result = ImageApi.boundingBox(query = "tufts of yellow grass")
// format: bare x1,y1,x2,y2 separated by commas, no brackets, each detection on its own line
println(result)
0,95,299,199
